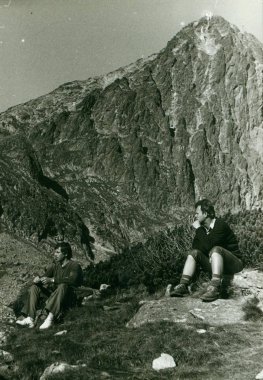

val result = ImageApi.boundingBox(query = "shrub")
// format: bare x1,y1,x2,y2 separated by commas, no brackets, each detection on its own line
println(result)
84,224,193,293
224,209,263,267
84,209,263,294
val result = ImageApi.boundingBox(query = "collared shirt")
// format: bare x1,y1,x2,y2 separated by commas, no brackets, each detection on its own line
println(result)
204,218,216,234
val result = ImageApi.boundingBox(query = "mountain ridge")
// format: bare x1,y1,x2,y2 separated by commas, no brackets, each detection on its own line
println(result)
0,15,262,259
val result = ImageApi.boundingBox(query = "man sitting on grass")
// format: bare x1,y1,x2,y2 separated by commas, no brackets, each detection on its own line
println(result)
170,199,243,301
16,241,83,329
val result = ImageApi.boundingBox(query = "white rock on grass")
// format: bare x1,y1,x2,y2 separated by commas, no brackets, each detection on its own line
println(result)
40,362,86,380
165,284,172,297
99,284,110,292
196,329,207,334
54,330,67,336
256,369,263,379
152,353,176,371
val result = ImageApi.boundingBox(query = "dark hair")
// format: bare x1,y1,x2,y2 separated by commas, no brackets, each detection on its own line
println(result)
195,199,215,219
55,242,72,259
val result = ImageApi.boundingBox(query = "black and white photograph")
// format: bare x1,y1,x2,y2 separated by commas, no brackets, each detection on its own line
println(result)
0,0,263,379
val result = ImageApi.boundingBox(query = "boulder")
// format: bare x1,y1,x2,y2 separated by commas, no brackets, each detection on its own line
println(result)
152,353,176,371
256,369,263,379
40,362,86,380
127,269,263,328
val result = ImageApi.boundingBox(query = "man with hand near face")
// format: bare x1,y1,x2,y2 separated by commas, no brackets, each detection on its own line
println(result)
16,242,83,329
170,199,243,302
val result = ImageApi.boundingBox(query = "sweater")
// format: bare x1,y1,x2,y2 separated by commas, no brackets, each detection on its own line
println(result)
44,260,83,287
192,218,241,259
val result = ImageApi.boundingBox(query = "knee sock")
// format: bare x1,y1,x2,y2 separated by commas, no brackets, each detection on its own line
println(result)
180,275,192,285
211,274,221,287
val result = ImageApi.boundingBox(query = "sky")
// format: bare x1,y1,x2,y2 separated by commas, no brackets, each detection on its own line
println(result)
0,0,262,112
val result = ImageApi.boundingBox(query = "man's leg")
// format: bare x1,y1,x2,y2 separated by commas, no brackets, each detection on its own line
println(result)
16,284,44,328
171,249,209,297
201,246,243,302
210,251,224,287
217,247,242,298
40,284,72,329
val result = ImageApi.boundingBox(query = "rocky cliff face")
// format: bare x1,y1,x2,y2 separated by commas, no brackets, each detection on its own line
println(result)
0,16,262,259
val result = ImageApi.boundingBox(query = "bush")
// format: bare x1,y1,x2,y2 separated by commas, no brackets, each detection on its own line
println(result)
224,209,263,267
84,224,193,293
84,209,263,294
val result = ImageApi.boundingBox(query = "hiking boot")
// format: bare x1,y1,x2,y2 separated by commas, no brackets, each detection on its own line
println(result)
201,284,221,302
16,316,34,328
170,284,189,297
191,284,209,298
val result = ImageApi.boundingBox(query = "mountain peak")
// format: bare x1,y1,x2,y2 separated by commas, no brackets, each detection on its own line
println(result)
0,15,262,257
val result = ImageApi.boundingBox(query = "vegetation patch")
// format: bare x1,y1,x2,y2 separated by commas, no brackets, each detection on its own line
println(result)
84,224,193,293
5,292,259,380
4,210,263,379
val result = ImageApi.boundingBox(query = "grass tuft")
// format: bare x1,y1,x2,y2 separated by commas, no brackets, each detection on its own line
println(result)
242,297,263,321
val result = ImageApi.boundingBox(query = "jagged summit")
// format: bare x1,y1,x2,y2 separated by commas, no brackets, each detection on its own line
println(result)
0,16,262,258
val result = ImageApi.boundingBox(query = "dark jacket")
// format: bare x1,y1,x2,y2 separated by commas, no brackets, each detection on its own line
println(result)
192,218,241,258
45,260,83,287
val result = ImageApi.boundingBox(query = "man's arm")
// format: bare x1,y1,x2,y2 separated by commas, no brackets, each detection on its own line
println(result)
192,228,211,254
44,264,55,278
192,231,200,250
33,264,55,285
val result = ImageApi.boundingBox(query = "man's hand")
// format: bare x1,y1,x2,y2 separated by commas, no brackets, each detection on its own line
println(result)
192,220,201,229
33,276,42,284
39,277,54,285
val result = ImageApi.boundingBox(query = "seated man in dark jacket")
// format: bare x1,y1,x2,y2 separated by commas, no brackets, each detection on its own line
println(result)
16,242,83,329
171,199,243,302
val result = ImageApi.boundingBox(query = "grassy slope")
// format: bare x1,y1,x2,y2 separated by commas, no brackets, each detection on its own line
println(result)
5,291,263,380
2,210,263,379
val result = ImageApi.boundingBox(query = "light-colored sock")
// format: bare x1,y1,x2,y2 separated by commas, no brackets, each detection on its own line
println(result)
180,275,192,285
211,274,221,287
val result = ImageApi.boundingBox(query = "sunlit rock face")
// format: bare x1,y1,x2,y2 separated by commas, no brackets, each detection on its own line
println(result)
0,16,262,258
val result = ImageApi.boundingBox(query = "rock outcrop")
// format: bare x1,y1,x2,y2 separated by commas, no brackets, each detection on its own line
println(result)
126,269,263,328
0,16,262,258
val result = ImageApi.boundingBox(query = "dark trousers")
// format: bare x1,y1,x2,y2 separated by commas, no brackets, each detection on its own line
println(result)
188,246,243,285
21,283,76,319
